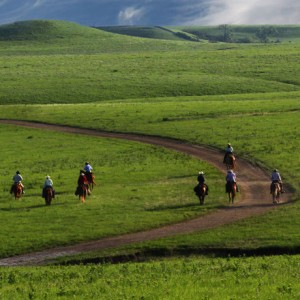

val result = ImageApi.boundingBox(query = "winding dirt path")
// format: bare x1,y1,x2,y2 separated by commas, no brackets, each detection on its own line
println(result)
0,120,293,266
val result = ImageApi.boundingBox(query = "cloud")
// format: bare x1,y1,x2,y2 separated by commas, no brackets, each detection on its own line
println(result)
0,0,299,26
118,6,146,25
181,0,300,25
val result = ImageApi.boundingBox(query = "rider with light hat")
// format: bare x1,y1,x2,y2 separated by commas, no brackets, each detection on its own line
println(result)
42,175,55,198
223,143,234,163
225,169,238,193
197,171,209,195
10,170,25,194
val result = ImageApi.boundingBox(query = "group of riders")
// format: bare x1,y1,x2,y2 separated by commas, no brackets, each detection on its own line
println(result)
10,162,95,200
194,143,285,200
10,145,285,202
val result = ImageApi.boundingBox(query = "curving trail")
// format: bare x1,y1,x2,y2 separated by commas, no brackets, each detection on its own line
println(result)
0,120,293,266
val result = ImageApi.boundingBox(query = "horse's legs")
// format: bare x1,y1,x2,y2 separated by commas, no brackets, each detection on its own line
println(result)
200,195,204,205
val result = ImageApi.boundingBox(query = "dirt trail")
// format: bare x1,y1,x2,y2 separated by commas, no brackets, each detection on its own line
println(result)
0,120,293,266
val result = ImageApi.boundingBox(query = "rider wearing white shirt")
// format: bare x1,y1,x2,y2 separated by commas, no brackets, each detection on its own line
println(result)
84,162,93,173
271,169,284,193
10,171,24,194
226,170,236,183
43,176,53,188
42,175,55,198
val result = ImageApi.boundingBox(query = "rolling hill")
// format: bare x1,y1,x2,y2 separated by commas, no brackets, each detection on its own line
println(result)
99,24,300,43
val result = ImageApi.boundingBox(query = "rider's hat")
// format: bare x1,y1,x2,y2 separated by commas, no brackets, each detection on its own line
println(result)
16,170,20,174
228,170,232,173
46,175,50,179
198,171,204,175
273,169,278,172
85,162,89,165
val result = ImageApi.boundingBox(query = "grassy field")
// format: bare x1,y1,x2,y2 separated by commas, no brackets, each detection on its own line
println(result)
1,255,300,299
0,19,300,297
0,123,225,257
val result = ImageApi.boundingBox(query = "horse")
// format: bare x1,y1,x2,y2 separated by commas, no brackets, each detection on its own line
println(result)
12,183,22,200
224,153,236,170
44,187,54,206
226,181,237,204
194,184,207,205
85,172,96,191
76,184,88,203
271,182,281,204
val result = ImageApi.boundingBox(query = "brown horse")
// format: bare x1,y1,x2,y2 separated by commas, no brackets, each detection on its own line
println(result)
194,184,207,205
271,182,281,204
224,154,236,170
226,181,237,204
85,172,96,191
76,185,88,203
12,183,22,200
44,187,54,206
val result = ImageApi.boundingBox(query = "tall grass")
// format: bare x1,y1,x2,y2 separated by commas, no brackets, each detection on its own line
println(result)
1,256,300,299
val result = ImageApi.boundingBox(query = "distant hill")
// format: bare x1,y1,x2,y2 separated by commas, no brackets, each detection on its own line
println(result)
0,20,206,55
96,25,200,42
0,19,114,42
99,24,300,43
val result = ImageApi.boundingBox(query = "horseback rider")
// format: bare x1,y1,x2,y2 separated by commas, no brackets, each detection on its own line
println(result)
84,161,94,183
223,143,234,164
78,170,89,187
197,171,209,195
42,175,55,198
225,169,237,192
84,161,93,173
270,169,284,193
76,170,90,196
10,171,25,194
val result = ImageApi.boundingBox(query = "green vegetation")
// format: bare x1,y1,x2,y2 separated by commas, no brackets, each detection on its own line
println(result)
0,124,224,257
100,24,300,43
97,25,184,41
1,256,300,299
0,19,300,298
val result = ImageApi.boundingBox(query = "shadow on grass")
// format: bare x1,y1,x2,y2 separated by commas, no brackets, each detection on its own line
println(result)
59,245,300,266
0,201,67,211
145,202,203,211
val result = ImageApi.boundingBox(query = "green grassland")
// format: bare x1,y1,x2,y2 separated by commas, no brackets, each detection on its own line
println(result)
100,24,300,43
1,256,300,299
1,19,300,297
0,124,224,257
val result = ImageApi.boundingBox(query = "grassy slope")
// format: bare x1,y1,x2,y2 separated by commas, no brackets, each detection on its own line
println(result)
1,20,300,265
0,20,216,56
97,25,184,41
98,24,300,43
0,45,299,104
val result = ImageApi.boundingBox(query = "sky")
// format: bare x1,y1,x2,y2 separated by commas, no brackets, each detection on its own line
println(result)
0,0,299,27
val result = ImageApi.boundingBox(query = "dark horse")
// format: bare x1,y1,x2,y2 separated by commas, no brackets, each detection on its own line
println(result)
12,183,22,200
271,181,280,204
224,153,236,170
226,181,237,204
85,172,96,191
44,187,54,206
76,184,88,203
194,184,207,205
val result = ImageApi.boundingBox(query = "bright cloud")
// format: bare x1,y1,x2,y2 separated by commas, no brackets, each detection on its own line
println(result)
118,6,146,25
182,0,300,25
